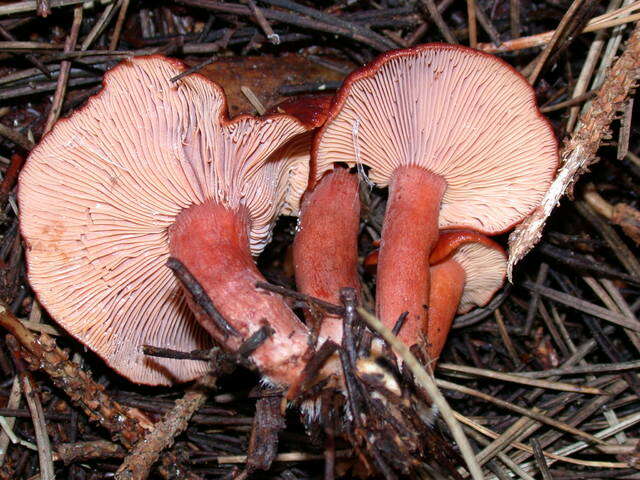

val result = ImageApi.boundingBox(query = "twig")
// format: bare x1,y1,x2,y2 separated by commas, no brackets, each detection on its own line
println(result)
474,4,501,46
142,345,212,361
478,3,640,53
259,0,397,49
437,363,604,394
0,24,50,78
245,390,285,475
55,440,126,464
0,303,152,448
418,0,458,44
115,375,215,480
509,20,640,273
0,0,104,16
538,243,640,285
80,2,118,51
357,307,484,480
170,55,218,82
7,336,55,480
618,98,633,159
510,0,521,38
167,257,240,338
255,281,345,316
44,4,82,133
466,0,477,47
178,0,394,51
457,411,627,468
0,123,34,151
528,0,587,83
247,0,279,44
0,41,63,51
541,90,597,113
217,450,351,464
109,0,130,50
0,378,21,467
238,325,274,357
533,438,554,480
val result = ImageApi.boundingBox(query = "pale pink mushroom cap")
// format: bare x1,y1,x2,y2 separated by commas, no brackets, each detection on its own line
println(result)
19,56,308,385
450,241,506,313
431,231,507,313
314,43,559,234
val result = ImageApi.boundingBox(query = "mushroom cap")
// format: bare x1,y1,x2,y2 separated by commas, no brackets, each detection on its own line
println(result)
19,55,309,385
266,94,334,215
431,230,506,313
313,43,559,234
267,94,334,129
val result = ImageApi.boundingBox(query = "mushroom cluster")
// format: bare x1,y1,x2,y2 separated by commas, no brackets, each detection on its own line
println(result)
19,44,558,392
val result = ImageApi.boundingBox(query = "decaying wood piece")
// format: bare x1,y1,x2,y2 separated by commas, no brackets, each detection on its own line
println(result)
508,21,640,278
55,440,126,464
115,375,215,480
245,391,286,474
0,303,152,448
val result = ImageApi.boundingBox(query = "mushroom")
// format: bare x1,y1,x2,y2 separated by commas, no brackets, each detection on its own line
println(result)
427,230,506,362
19,55,315,386
294,166,360,344
314,44,558,346
268,94,362,346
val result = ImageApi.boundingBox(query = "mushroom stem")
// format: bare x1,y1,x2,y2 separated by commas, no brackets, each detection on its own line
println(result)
427,260,465,362
293,167,361,343
168,200,310,386
377,166,446,345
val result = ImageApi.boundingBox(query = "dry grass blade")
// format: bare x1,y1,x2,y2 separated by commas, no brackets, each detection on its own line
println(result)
357,307,484,480
437,363,604,394
514,359,640,378
418,0,458,44
7,335,55,480
43,4,82,133
527,0,587,84
531,438,553,480
523,281,640,331
478,2,640,53
437,379,605,445
456,413,627,468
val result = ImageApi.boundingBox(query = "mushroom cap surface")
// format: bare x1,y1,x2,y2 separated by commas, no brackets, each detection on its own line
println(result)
314,43,559,234
19,55,308,385
431,230,506,313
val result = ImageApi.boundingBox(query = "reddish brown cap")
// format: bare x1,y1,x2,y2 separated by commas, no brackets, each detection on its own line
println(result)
19,56,309,385
314,43,559,234
267,94,334,129
431,230,506,313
